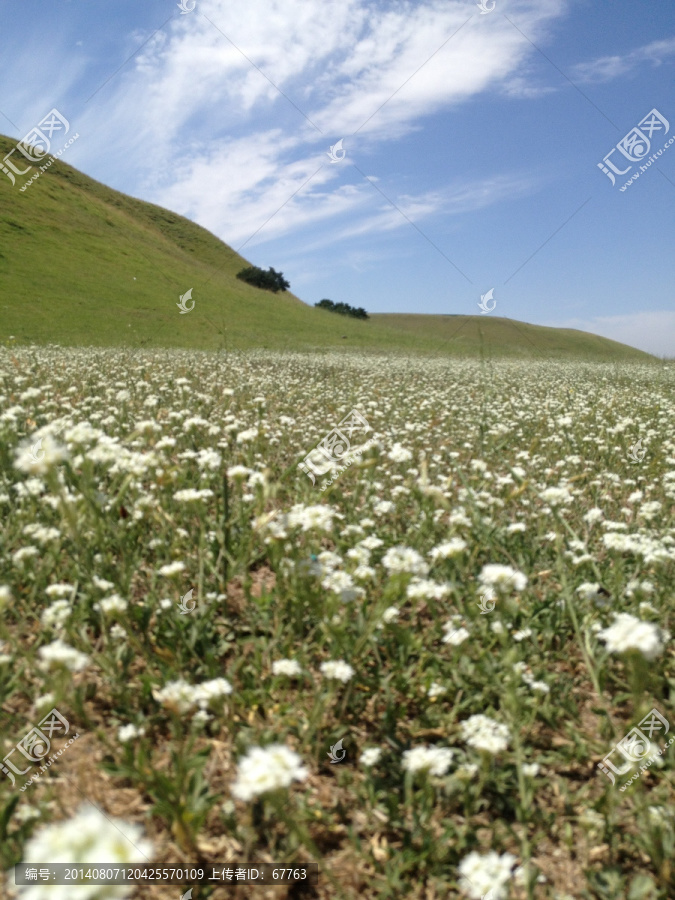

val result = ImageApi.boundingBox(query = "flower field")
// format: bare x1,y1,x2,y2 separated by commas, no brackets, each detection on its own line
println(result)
1,346,674,900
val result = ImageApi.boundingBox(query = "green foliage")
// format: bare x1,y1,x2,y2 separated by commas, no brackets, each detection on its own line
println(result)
236,265,290,293
315,298,369,319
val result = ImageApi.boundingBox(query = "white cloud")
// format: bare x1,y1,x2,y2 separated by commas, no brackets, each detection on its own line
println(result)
548,311,675,357
69,0,568,245
571,37,675,84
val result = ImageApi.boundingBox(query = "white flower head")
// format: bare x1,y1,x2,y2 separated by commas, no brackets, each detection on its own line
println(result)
152,679,198,714
458,850,517,900
15,433,69,476
429,538,467,560
443,625,470,646
44,583,75,600
479,564,527,594
272,659,302,677
512,628,532,642
38,639,89,673
118,724,146,743
576,582,602,602
320,660,355,683
461,714,510,755
236,427,259,444
157,561,185,577
382,546,429,576
15,802,154,894
231,744,308,801
360,747,382,767
173,488,213,502
227,465,252,480
41,600,72,630
539,486,573,506
286,504,336,532
427,682,446,699
402,745,454,776
95,594,128,615
597,613,665,660
387,443,413,462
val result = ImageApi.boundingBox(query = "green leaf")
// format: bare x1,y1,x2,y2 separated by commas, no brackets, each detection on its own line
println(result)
627,874,657,900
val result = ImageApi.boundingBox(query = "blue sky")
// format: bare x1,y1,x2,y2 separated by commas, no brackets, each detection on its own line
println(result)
1,0,674,354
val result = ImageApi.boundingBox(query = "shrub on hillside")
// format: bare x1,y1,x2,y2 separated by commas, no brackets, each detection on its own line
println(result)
236,266,290,293
315,299,369,320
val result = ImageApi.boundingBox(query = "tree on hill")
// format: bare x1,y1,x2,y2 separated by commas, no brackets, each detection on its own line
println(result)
315,299,369,320
236,266,290,293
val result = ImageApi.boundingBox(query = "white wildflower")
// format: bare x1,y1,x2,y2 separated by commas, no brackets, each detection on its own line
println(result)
94,594,128,615
236,427,259,443
387,443,413,462
272,659,302,677
41,600,72,630
118,724,145,743
360,748,382,767
173,488,213,502
429,538,467,560
382,546,429,576
15,803,154,895
478,564,527,594
461,714,510,755
402,745,453,776
458,850,517,900
443,625,470,646
597,613,665,660
427,682,446,698
320,660,355,683
38,639,89,673
231,744,308,801
157,561,186,576
15,434,69,476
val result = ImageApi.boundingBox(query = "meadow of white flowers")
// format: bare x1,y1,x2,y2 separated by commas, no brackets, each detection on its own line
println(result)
0,346,674,899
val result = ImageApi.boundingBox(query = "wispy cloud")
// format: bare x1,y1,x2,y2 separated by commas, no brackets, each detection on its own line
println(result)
571,36,675,83
64,0,568,248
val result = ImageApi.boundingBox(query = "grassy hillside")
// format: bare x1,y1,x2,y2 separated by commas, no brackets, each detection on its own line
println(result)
370,314,656,361
0,133,655,360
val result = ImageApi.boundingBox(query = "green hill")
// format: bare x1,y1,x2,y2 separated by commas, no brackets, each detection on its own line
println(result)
0,134,655,360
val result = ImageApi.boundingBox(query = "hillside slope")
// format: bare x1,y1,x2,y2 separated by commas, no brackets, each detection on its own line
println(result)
0,134,655,360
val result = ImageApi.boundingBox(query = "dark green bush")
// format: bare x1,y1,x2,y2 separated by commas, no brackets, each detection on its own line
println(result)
315,299,369,319
236,266,290,293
